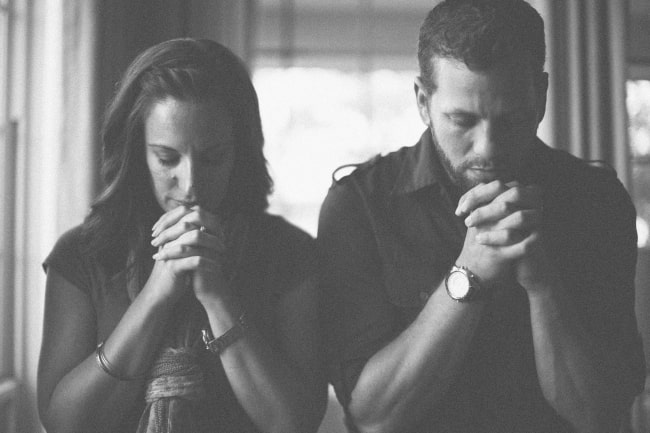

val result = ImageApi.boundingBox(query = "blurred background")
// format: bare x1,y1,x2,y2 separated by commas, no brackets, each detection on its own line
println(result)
1,0,650,432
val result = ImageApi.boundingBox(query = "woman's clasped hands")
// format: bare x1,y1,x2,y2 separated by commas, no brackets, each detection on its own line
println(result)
150,204,230,302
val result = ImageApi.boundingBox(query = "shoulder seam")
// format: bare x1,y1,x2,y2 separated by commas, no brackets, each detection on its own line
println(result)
331,155,382,184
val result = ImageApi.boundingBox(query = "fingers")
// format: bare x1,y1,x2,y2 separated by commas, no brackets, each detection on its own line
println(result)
492,183,541,208
152,205,193,237
475,229,527,246
152,220,201,247
456,180,512,216
463,184,542,227
476,230,541,258
154,254,221,275
151,206,223,248
153,230,223,260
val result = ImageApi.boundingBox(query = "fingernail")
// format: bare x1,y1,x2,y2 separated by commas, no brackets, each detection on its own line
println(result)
151,237,160,247
464,215,473,227
152,253,160,260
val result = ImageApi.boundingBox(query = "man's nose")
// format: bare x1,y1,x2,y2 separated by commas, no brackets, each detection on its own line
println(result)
472,121,499,158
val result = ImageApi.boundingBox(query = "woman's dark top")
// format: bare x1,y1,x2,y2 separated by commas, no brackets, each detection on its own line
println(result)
44,213,316,432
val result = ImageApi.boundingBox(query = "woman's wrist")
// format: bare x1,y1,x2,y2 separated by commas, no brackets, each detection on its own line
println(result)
200,291,245,334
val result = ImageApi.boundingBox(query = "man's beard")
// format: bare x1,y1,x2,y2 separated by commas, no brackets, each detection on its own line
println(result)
432,143,479,194
429,127,516,194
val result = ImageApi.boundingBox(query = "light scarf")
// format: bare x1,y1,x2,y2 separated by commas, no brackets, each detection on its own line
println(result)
129,215,252,433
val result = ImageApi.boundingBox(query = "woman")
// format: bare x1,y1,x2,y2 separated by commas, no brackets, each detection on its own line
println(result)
37,38,326,433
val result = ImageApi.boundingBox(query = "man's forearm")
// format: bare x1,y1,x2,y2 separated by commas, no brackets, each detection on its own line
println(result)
528,285,636,433
348,281,486,433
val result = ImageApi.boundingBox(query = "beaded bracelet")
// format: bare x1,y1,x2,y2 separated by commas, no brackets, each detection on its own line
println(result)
95,341,144,381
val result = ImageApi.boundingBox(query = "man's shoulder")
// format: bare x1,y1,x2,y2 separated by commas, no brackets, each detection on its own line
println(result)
329,144,418,197
540,146,634,221
540,145,623,193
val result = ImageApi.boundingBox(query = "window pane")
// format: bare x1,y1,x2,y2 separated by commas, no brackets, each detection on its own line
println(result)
0,0,10,378
254,67,422,235
628,80,650,248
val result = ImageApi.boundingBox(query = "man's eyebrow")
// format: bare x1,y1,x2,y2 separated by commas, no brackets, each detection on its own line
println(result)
444,109,476,116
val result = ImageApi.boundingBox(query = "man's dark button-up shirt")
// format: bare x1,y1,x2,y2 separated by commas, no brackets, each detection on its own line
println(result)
318,130,645,432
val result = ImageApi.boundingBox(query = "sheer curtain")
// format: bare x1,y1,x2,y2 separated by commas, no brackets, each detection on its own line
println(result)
542,0,630,186
540,2,647,431
12,0,96,432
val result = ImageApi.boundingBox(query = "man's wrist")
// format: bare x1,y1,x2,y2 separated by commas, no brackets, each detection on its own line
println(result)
445,265,490,302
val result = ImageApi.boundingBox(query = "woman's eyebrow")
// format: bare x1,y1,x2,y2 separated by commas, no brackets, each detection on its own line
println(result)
147,143,177,151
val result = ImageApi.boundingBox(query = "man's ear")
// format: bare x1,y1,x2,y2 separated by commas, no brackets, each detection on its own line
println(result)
536,72,549,124
414,76,432,126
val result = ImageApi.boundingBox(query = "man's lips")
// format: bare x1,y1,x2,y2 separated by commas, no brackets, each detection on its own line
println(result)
170,198,198,207
469,167,506,173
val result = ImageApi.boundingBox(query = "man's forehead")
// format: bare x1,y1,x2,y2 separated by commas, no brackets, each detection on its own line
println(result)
430,56,538,83
430,57,540,113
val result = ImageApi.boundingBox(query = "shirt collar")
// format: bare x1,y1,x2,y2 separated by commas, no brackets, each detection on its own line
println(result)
391,130,550,196
390,128,447,196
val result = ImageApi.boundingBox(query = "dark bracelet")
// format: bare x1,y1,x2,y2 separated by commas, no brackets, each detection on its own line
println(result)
202,312,247,354
95,341,145,381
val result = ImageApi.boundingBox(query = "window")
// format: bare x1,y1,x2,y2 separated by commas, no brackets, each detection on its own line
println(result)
252,0,434,235
0,0,11,384
254,67,422,235
0,0,18,430
628,79,650,248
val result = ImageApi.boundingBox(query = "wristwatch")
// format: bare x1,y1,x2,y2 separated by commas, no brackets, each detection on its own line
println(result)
445,265,483,302
202,313,247,354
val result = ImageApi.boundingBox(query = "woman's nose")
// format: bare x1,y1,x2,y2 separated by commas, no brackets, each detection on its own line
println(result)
175,158,197,199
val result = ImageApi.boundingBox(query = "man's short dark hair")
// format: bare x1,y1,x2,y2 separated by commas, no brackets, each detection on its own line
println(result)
418,0,546,92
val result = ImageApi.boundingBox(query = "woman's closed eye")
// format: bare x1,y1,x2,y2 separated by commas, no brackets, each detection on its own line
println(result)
158,154,179,167
152,148,180,166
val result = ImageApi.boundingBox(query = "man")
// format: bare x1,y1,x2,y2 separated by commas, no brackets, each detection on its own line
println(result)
318,1,645,432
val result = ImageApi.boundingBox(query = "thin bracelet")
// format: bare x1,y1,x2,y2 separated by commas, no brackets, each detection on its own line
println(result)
202,312,247,355
95,341,145,381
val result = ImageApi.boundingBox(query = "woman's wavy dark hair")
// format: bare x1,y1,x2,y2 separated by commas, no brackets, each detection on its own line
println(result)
83,38,271,272
418,0,546,93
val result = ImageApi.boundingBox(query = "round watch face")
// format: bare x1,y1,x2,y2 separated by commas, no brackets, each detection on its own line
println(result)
447,271,471,300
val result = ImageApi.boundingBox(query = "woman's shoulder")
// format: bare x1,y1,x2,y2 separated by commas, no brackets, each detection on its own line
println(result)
46,224,88,263
43,224,96,294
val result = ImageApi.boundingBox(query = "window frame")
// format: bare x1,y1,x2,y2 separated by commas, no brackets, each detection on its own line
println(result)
0,1,20,432
628,63,650,250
